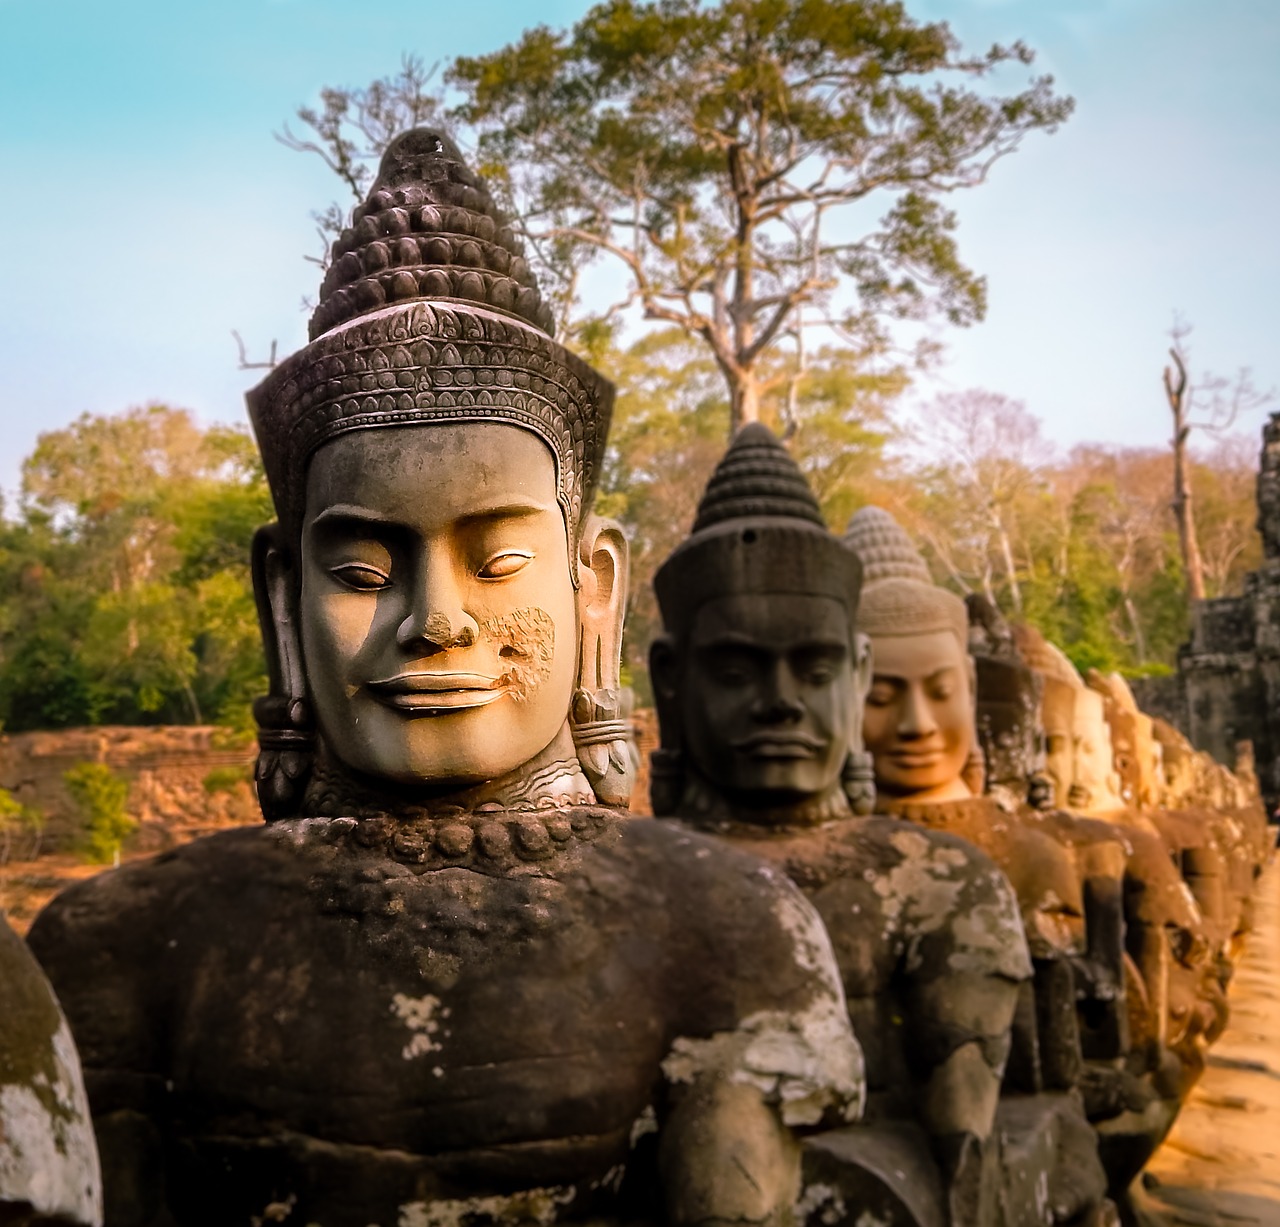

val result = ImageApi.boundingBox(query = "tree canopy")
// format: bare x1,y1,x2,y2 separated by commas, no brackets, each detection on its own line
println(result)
0,407,270,734
284,0,1073,432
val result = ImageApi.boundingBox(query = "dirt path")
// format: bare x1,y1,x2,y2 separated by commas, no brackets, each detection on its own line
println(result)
1141,854,1280,1225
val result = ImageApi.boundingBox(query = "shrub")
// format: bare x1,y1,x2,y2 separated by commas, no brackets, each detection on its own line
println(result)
64,762,135,865
203,764,250,795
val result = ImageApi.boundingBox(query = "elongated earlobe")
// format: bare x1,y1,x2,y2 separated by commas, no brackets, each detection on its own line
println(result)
251,524,314,820
572,515,634,806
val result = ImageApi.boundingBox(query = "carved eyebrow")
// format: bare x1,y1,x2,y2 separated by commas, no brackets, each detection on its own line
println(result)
307,500,555,536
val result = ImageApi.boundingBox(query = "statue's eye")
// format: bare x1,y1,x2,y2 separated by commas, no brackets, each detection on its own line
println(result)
330,564,391,591
867,683,896,707
478,550,533,580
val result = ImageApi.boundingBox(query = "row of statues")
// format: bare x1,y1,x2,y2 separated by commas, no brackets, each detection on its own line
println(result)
2,130,1271,1227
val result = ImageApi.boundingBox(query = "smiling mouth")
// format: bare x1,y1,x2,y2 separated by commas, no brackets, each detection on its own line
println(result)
888,750,943,768
367,672,509,715
731,732,826,759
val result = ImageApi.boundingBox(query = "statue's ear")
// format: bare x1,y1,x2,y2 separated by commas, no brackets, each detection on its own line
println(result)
850,631,873,749
648,634,687,817
251,524,314,820
252,524,305,705
571,515,633,806
842,631,877,815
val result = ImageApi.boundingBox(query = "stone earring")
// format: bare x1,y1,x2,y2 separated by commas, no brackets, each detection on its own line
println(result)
961,744,987,796
842,751,876,816
648,747,686,817
570,688,634,806
253,695,315,821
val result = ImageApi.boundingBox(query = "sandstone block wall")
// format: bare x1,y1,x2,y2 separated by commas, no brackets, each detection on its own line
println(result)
0,726,259,856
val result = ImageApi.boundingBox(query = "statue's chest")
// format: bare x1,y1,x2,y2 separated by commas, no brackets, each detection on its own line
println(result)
166,859,670,1154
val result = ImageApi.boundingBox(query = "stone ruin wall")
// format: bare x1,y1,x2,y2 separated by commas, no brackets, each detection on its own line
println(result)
0,725,259,856
1171,411,1280,817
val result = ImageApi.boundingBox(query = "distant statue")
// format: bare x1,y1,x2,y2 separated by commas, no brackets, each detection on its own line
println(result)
649,428,1107,1227
29,131,864,1227
1,911,101,1226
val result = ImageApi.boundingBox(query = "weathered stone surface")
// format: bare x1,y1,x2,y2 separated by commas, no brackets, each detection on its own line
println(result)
651,430,1105,1225
0,726,256,854
0,910,101,1226
30,814,861,1227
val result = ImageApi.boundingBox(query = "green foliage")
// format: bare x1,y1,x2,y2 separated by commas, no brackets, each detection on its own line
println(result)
448,0,1071,421
0,406,270,733
203,764,251,795
64,762,135,865
288,1,1071,427
0,788,45,864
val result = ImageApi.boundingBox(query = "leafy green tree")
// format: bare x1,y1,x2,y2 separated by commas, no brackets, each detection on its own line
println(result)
286,1,1071,434
0,407,270,733
64,762,134,865
450,0,1071,430
0,788,44,864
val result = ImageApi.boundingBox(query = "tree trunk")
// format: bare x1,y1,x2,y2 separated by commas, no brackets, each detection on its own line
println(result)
995,518,1023,613
730,375,762,435
1165,349,1207,606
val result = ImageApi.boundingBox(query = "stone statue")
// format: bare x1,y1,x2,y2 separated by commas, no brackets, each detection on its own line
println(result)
1,911,101,1226
965,595,1050,810
28,131,865,1227
648,426,1112,1227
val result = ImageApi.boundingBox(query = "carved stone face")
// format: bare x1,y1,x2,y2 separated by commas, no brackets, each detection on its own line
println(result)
1040,677,1077,805
676,594,859,805
299,424,579,788
863,630,974,802
1071,688,1123,813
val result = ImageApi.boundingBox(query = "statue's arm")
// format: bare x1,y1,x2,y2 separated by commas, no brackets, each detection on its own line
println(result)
654,854,864,1226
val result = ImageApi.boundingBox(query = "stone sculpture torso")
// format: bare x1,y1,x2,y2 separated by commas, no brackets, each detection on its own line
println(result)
0,911,101,1227
32,811,854,1226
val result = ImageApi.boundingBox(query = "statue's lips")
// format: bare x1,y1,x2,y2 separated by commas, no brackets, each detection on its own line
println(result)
367,671,508,714
731,732,826,759
885,747,944,768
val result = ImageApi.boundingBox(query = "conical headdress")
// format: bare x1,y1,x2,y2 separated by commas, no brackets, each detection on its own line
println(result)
653,423,861,635
843,507,966,643
246,129,613,552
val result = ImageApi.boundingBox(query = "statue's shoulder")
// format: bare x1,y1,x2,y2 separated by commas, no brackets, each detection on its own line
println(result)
854,813,1032,982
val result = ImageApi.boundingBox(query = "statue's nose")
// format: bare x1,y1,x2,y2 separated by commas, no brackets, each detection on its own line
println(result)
397,561,479,651
751,662,805,724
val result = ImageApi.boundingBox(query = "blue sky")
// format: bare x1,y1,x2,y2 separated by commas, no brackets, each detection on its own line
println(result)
1,0,1276,494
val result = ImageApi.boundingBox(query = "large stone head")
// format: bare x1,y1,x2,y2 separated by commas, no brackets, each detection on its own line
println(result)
1011,625,1083,809
649,425,871,822
843,508,975,804
246,131,630,815
1070,687,1125,816
966,595,1045,802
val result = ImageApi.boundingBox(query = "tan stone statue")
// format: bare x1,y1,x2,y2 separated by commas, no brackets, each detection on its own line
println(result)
1,911,101,1226
649,427,1107,1227
28,131,864,1227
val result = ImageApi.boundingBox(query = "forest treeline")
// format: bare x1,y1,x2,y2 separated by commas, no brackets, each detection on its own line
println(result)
0,354,1261,733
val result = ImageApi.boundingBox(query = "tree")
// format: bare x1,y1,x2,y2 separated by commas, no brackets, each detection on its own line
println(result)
0,407,270,734
1163,319,1271,609
64,762,134,866
287,1,1071,434
277,55,445,267
905,390,1051,612
451,0,1071,433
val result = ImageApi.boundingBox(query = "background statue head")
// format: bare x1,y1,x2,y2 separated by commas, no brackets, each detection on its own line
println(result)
965,595,1047,805
649,424,872,822
1012,624,1084,808
843,507,975,804
246,130,632,816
